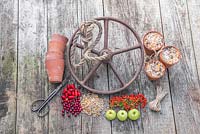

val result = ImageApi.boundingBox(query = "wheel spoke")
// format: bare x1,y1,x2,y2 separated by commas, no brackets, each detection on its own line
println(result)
76,43,100,55
108,62,125,86
81,61,102,84
112,44,141,56
104,19,109,49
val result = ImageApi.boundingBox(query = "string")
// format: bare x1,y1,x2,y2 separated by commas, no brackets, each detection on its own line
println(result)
71,20,109,68
149,85,168,112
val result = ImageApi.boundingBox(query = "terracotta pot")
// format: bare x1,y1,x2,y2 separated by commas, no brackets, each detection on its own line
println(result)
48,41,66,53
159,45,181,68
143,31,165,55
45,59,65,83
51,34,68,45
144,60,166,80
46,51,64,60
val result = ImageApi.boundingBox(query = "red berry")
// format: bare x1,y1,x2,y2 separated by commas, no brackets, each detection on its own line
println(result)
69,88,74,92
72,91,75,96
67,90,71,95
62,88,67,94
68,96,75,99
65,93,68,97
77,85,81,88
70,84,75,89
67,84,71,89
61,95,66,100
74,90,78,96
77,92,81,97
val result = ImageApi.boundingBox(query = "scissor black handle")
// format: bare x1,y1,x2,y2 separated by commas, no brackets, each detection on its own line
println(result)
31,74,71,117
31,99,48,112
31,99,50,117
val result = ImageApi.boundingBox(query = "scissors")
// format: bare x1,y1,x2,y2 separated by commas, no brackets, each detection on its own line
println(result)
31,74,70,117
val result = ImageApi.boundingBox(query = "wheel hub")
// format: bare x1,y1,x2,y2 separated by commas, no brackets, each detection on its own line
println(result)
100,49,113,63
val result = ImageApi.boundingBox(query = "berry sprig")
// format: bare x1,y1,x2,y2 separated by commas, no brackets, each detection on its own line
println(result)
61,83,82,117
110,93,147,111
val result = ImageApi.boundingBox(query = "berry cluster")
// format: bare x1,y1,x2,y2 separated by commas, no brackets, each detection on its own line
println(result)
61,84,82,117
110,93,147,111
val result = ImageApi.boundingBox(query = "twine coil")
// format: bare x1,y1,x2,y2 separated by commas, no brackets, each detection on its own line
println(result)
149,85,168,112
71,20,109,68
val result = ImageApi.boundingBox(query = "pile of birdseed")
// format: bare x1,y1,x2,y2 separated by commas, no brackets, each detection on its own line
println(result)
161,46,181,64
144,32,164,50
81,93,105,117
145,60,165,78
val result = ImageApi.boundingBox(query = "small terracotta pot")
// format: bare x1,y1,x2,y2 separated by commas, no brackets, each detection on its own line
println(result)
51,34,68,45
143,31,165,55
48,41,66,53
46,52,64,60
45,59,65,83
144,60,166,80
159,45,181,68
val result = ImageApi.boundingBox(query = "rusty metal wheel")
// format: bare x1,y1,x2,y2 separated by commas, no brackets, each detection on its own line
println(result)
67,17,144,94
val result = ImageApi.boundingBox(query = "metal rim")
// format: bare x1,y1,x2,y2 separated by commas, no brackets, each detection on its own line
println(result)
67,17,144,94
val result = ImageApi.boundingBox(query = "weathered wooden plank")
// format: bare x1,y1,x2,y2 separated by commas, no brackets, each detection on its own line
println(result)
47,0,82,134
160,0,200,133
187,1,200,80
103,0,176,134
187,4,200,131
16,0,48,133
77,0,111,134
0,0,18,133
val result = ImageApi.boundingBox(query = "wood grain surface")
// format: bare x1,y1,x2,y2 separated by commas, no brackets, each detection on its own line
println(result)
160,0,200,133
0,0,200,134
0,0,18,133
16,0,48,133
47,0,81,134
